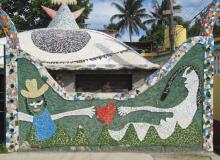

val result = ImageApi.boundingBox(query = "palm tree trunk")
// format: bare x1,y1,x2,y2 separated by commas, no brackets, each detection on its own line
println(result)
129,32,132,42
129,25,132,42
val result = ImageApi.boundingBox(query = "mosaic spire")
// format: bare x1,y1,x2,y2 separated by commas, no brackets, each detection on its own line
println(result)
48,3,79,29
42,5,85,19
43,0,85,29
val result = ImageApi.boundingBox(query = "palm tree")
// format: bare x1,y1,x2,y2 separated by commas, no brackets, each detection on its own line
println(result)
144,0,182,27
140,0,182,46
110,0,148,42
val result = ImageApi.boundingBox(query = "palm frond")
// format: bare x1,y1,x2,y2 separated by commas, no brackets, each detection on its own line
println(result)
111,2,125,13
135,8,147,15
143,19,157,25
150,11,161,19
110,14,125,23
152,0,160,11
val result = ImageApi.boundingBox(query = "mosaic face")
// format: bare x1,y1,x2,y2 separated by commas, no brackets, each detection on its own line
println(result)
26,96,46,115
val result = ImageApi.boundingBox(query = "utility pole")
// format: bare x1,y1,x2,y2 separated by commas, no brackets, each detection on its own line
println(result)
163,0,179,53
168,0,175,53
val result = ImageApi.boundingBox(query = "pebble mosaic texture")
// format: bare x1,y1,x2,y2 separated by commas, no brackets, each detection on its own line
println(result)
48,4,79,29
200,0,220,151
31,29,91,53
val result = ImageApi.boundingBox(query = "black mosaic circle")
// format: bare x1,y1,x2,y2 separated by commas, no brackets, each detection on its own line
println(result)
31,29,91,53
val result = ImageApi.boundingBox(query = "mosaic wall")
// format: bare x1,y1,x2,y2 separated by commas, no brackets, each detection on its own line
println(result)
1,0,220,152
200,0,220,151
0,8,20,152
17,43,204,151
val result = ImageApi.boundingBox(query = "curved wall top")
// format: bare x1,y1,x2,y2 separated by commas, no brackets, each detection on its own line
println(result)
0,8,19,49
201,0,220,38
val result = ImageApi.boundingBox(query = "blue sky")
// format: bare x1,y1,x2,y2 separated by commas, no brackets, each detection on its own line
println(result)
86,0,212,42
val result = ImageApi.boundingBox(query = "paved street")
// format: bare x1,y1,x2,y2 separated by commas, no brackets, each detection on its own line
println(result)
0,152,219,160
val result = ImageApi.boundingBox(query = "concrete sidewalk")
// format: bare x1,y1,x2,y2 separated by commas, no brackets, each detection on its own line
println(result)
0,152,219,160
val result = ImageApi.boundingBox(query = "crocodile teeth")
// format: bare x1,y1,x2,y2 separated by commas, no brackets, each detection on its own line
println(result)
133,123,150,141
108,124,130,141
154,118,176,139
108,123,151,141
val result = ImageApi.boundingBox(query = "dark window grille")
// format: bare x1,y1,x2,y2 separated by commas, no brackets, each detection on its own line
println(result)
76,74,132,93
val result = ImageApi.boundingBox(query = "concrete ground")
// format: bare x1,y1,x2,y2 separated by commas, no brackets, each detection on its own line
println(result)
0,152,219,160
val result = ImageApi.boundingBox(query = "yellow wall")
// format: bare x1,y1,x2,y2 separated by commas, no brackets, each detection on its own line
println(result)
164,25,187,49
214,76,220,121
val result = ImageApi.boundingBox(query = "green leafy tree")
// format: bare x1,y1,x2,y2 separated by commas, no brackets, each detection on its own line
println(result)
187,19,201,38
139,24,165,48
110,0,148,42
103,22,121,38
0,0,93,32
140,0,183,48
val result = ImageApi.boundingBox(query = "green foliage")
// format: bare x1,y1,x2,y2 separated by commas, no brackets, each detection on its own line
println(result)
139,24,166,46
120,125,141,146
188,19,202,38
140,0,201,49
117,123,202,148
28,123,89,148
26,122,202,149
97,126,119,146
141,123,202,147
144,0,182,27
0,144,7,153
28,124,74,148
139,0,201,45
139,0,183,46
68,0,93,28
72,127,89,146
0,0,93,32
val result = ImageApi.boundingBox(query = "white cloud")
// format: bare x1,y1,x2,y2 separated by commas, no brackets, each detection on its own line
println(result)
86,0,119,29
